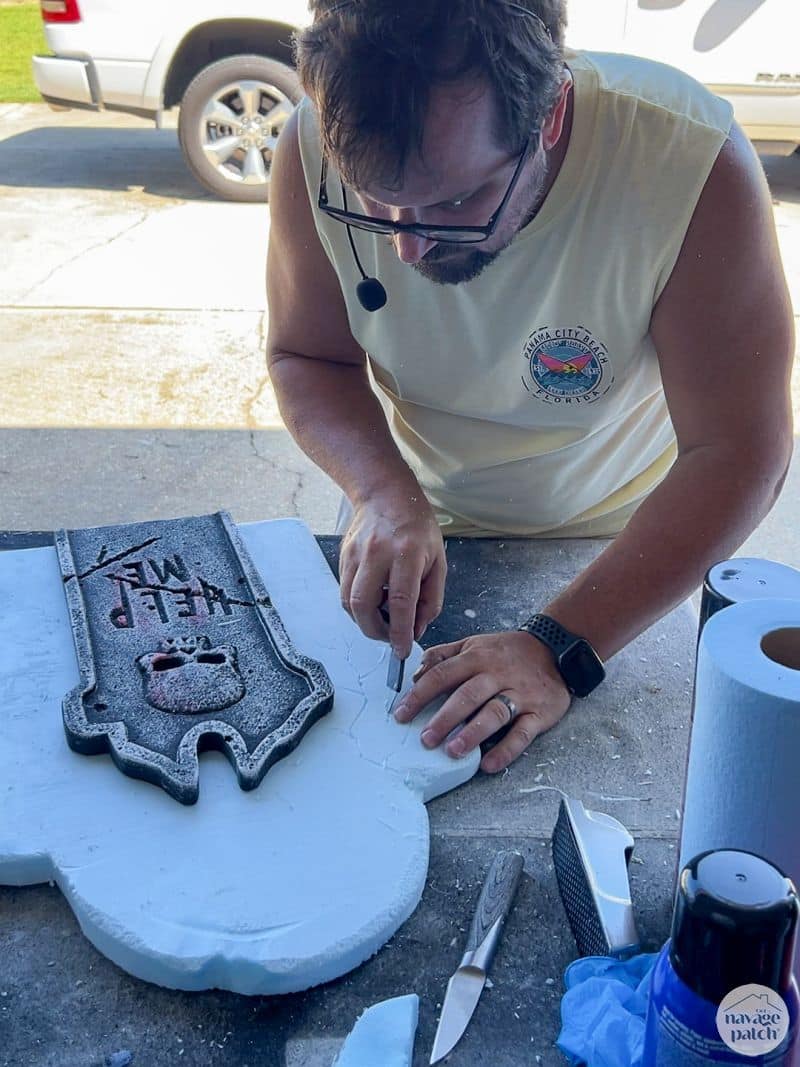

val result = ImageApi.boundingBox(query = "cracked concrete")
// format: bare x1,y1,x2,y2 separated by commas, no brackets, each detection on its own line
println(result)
0,428,340,531
17,211,151,304
246,429,310,524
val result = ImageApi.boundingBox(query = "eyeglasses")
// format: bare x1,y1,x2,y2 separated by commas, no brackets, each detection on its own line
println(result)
318,134,535,244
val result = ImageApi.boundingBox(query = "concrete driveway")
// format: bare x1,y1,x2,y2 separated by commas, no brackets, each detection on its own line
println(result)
0,103,798,568
0,104,341,532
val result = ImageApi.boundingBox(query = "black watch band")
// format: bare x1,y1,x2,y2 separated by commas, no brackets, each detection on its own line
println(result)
518,613,605,698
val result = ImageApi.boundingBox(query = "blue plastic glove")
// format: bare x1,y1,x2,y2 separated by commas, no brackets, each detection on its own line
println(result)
556,951,662,1067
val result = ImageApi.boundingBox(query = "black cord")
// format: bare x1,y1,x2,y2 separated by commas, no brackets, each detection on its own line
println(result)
342,183,369,282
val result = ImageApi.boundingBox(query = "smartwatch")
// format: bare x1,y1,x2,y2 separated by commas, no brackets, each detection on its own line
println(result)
518,613,605,697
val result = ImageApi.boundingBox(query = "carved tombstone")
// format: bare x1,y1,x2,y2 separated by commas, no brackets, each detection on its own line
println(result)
56,511,334,803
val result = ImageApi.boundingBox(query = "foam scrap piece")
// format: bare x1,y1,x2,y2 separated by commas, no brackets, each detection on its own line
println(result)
334,994,419,1067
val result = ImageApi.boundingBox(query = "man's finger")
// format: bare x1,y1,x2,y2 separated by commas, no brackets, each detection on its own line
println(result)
393,646,478,723
414,553,447,641
479,714,543,773
412,639,465,681
386,556,423,658
349,559,390,641
338,548,357,616
419,677,502,752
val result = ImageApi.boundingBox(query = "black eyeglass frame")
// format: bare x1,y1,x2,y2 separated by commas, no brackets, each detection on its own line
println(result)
317,133,537,245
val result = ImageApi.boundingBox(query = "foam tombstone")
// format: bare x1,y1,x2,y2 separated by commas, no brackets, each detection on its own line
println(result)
0,518,479,994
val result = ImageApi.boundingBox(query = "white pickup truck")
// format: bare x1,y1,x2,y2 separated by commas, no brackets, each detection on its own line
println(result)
33,0,800,202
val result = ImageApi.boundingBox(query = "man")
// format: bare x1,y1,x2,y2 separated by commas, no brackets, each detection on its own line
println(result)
266,0,794,774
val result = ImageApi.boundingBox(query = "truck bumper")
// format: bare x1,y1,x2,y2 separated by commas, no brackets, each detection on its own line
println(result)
32,55,96,109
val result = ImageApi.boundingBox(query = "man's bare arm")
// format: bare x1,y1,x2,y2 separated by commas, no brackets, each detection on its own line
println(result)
266,108,420,508
394,122,794,773
266,109,447,654
542,121,794,659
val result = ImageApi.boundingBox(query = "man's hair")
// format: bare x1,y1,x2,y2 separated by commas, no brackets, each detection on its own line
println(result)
294,0,567,189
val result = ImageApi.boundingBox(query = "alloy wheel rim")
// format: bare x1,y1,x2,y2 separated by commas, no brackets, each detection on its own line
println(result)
198,79,294,186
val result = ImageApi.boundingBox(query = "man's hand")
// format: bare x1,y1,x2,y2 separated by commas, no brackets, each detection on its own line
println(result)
392,632,572,773
339,491,447,659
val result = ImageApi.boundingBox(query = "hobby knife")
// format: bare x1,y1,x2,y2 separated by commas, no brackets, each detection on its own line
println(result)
387,647,405,694
430,850,524,1064
380,598,406,708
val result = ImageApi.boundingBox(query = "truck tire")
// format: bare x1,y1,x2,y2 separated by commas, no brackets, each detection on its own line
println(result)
178,54,301,203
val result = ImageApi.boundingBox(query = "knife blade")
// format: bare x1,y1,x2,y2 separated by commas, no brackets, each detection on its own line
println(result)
386,647,405,715
430,850,524,1064
387,648,405,693
380,598,406,708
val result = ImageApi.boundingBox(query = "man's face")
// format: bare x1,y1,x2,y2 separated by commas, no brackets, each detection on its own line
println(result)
353,79,550,286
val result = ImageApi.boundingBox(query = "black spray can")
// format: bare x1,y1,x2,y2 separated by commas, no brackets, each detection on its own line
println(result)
643,850,799,1064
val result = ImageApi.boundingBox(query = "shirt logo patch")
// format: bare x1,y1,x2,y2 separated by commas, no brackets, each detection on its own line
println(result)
522,326,614,405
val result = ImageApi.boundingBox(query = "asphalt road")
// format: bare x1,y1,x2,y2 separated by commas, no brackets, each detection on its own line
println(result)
0,103,798,567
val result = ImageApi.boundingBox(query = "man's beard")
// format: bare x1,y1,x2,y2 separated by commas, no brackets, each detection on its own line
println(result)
410,149,549,286
412,243,501,285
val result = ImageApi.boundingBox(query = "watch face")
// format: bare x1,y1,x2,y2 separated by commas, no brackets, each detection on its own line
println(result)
560,640,605,697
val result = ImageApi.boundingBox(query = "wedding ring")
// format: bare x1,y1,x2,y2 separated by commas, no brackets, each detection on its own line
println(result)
492,693,519,721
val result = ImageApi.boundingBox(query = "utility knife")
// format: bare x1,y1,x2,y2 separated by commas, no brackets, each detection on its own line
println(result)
430,850,524,1064
380,599,406,707
387,646,405,696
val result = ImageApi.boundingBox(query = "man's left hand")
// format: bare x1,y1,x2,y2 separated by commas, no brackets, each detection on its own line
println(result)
392,632,572,773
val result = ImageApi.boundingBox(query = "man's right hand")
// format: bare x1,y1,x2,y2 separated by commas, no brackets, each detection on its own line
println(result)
339,491,447,660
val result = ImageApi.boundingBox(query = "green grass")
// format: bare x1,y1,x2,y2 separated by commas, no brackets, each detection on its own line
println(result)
0,3,47,103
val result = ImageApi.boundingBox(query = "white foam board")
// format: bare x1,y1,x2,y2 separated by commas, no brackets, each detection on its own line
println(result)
0,519,478,993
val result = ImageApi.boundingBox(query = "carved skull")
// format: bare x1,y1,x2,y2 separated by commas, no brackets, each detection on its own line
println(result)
136,635,245,714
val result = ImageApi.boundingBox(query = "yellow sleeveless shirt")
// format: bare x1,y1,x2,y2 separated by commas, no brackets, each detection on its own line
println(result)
295,51,734,537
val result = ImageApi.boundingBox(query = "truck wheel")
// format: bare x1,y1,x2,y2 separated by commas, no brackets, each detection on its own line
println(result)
178,54,301,203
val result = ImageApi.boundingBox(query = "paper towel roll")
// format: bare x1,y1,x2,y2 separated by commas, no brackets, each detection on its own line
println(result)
680,598,800,888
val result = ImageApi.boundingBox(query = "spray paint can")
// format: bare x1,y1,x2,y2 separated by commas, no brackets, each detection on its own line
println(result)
643,849,799,1065
699,558,800,634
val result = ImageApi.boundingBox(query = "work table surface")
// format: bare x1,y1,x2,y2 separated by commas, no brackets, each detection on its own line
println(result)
0,531,696,1067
